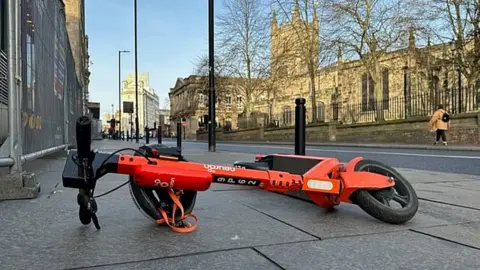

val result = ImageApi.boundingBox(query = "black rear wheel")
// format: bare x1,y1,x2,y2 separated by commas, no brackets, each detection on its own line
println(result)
350,159,418,224
129,145,197,222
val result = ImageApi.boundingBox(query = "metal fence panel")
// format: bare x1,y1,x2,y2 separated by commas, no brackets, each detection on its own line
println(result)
20,0,82,155
0,51,7,151
235,87,480,130
0,51,7,105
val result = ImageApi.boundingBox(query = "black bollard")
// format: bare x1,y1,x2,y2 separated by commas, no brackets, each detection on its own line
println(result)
126,131,130,141
145,126,150,144
294,97,306,155
158,126,162,144
176,122,182,153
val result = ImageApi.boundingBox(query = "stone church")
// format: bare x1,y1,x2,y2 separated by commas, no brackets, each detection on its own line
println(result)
169,3,478,138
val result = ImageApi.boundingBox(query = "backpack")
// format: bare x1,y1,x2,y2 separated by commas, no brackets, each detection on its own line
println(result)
441,111,450,122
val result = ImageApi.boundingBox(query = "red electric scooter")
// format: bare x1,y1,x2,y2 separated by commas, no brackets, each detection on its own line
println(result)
62,116,418,233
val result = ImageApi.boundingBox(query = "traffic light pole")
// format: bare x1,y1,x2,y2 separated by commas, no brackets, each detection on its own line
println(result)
208,0,216,152
134,0,140,143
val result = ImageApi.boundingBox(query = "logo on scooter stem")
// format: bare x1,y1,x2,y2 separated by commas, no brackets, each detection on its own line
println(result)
204,164,236,173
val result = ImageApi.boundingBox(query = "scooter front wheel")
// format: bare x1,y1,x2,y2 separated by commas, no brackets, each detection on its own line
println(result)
350,159,418,224
129,145,197,222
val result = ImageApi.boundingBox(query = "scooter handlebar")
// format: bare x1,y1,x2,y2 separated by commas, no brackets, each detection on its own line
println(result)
76,116,92,160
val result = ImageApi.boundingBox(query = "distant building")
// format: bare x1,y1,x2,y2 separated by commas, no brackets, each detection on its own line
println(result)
101,112,112,133
87,102,100,119
169,75,246,138
157,109,171,136
120,72,160,135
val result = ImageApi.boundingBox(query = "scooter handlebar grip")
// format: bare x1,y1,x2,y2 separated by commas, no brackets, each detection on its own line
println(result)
76,116,92,159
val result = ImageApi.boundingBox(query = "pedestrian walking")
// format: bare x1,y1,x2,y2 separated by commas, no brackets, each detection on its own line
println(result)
429,104,451,146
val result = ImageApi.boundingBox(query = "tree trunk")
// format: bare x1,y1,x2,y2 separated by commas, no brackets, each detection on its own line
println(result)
309,72,317,122
243,93,254,116
372,66,384,122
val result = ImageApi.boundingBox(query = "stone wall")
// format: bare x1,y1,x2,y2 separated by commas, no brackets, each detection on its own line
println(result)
197,113,480,145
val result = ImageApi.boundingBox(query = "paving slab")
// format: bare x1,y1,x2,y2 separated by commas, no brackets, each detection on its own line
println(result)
226,189,480,239
412,222,480,249
88,248,281,270
438,181,480,191
0,172,315,270
255,231,480,270
413,182,480,209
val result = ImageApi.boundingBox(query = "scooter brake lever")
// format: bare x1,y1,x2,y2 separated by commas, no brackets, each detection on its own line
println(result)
88,197,101,230
91,212,101,230
77,193,101,230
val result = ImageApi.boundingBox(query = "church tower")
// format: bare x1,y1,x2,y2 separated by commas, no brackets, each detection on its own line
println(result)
270,0,320,78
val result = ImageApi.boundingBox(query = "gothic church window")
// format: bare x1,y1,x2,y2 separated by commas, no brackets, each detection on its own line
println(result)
361,72,375,112
382,69,390,110
282,105,292,126
316,102,325,122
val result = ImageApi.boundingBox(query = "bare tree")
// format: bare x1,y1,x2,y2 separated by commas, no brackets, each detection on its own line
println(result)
423,0,480,88
272,0,336,122
323,0,417,121
162,97,170,110
215,0,272,115
191,53,231,104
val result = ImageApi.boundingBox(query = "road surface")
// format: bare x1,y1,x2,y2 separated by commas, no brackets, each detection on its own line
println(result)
158,140,480,176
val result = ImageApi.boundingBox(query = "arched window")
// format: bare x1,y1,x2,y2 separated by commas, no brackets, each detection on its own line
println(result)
316,102,325,122
361,72,375,111
382,69,390,110
476,79,480,106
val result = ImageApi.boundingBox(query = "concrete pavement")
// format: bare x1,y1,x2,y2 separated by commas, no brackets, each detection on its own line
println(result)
0,140,479,269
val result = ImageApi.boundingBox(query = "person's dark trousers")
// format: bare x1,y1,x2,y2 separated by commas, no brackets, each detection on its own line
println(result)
435,129,447,142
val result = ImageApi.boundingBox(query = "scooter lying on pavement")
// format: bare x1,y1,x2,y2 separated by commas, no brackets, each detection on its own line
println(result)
62,116,419,233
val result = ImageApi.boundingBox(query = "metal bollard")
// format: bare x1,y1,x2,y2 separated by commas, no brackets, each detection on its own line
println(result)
145,126,150,144
158,126,162,144
176,122,182,153
126,131,130,141
294,97,306,155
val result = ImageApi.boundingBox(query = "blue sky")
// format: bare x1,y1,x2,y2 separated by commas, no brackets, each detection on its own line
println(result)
85,0,223,114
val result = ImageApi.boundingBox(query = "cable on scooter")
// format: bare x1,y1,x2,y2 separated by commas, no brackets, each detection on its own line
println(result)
93,180,130,198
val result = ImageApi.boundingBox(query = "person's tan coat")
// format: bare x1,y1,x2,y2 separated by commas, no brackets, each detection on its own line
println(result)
429,109,450,131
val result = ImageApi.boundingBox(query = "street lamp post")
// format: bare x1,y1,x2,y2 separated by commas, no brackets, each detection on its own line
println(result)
111,104,115,138
208,0,216,152
118,50,130,139
134,0,140,143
